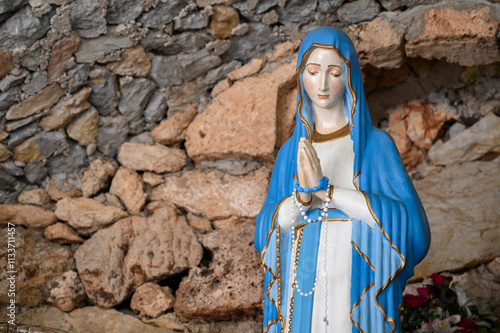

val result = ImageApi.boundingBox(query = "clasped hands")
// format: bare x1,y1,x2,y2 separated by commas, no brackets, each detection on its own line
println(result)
297,137,329,204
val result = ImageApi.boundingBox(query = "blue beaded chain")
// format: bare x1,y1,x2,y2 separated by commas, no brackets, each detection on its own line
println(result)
294,176,329,193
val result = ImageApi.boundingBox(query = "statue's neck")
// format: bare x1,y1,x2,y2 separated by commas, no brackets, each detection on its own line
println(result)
313,101,348,134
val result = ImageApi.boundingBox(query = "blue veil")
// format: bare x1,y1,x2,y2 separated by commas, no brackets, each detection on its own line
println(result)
254,27,431,333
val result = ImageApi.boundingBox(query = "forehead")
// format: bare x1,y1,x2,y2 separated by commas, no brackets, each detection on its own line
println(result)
306,48,343,67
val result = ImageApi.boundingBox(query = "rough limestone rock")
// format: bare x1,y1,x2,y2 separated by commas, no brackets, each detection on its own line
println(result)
81,158,117,197
210,5,240,39
0,204,57,230
5,84,64,120
48,32,81,84
39,87,92,131
226,56,266,81
46,178,82,201
117,142,187,173
0,306,180,333
46,270,87,312
55,197,129,235
11,136,44,163
74,33,134,63
413,158,500,279
337,0,380,24
0,227,75,307
143,172,164,187
17,188,51,206
107,45,151,77
175,224,263,320
387,99,456,169
0,5,52,49
66,106,99,146
75,208,203,307
109,167,147,215
150,167,271,220
428,112,500,166
151,104,198,145
0,50,14,79
405,6,500,66
130,282,175,318
43,222,84,244
347,16,405,69
185,60,295,162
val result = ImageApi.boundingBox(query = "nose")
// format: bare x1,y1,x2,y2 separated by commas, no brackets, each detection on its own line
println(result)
319,72,328,92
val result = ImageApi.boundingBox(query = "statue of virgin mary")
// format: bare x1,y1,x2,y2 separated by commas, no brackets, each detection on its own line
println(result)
254,27,431,333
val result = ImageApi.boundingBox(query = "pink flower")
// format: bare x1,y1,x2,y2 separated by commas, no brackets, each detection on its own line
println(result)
416,315,463,332
431,273,451,288
403,294,428,308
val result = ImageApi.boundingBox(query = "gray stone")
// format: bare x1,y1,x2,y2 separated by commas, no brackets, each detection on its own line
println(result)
174,11,209,31
96,115,129,157
74,34,134,63
70,0,107,39
224,22,279,62
87,73,119,116
205,39,231,56
139,29,173,50
182,50,221,82
128,117,145,135
24,162,48,184
118,77,156,122
337,0,380,24
0,88,20,111
378,0,440,11
261,10,279,25
275,0,317,30
200,158,262,176
21,72,48,96
0,169,17,191
0,0,27,22
67,63,90,93
129,132,154,144
150,50,221,87
47,140,88,176
0,5,53,49
0,159,24,177
106,0,143,25
5,110,49,132
0,69,28,92
317,0,344,13
158,32,213,56
234,0,278,20
7,121,38,149
36,130,67,158
204,60,241,85
137,0,188,28
21,44,41,71
144,91,167,123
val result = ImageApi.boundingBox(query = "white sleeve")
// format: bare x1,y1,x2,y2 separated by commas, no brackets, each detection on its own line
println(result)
330,187,376,228
277,195,311,233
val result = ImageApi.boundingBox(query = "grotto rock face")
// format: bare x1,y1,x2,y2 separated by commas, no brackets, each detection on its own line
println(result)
130,282,175,318
46,270,87,312
117,142,187,173
0,204,57,230
150,167,271,220
174,223,263,320
413,158,500,279
109,167,147,215
404,6,500,66
0,227,75,307
55,197,128,235
185,60,296,162
75,208,203,308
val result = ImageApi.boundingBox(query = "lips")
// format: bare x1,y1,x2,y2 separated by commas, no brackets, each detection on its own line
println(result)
317,94,329,99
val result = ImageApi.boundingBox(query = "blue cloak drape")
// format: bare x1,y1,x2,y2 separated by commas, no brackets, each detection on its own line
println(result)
254,27,431,333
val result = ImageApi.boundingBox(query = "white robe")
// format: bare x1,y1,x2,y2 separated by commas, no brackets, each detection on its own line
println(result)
278,134,375,332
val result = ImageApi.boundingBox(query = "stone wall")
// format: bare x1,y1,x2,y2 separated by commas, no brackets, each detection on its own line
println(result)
0,0,499,331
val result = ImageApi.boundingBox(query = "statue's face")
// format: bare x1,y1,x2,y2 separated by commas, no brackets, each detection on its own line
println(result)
303,48,346,111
